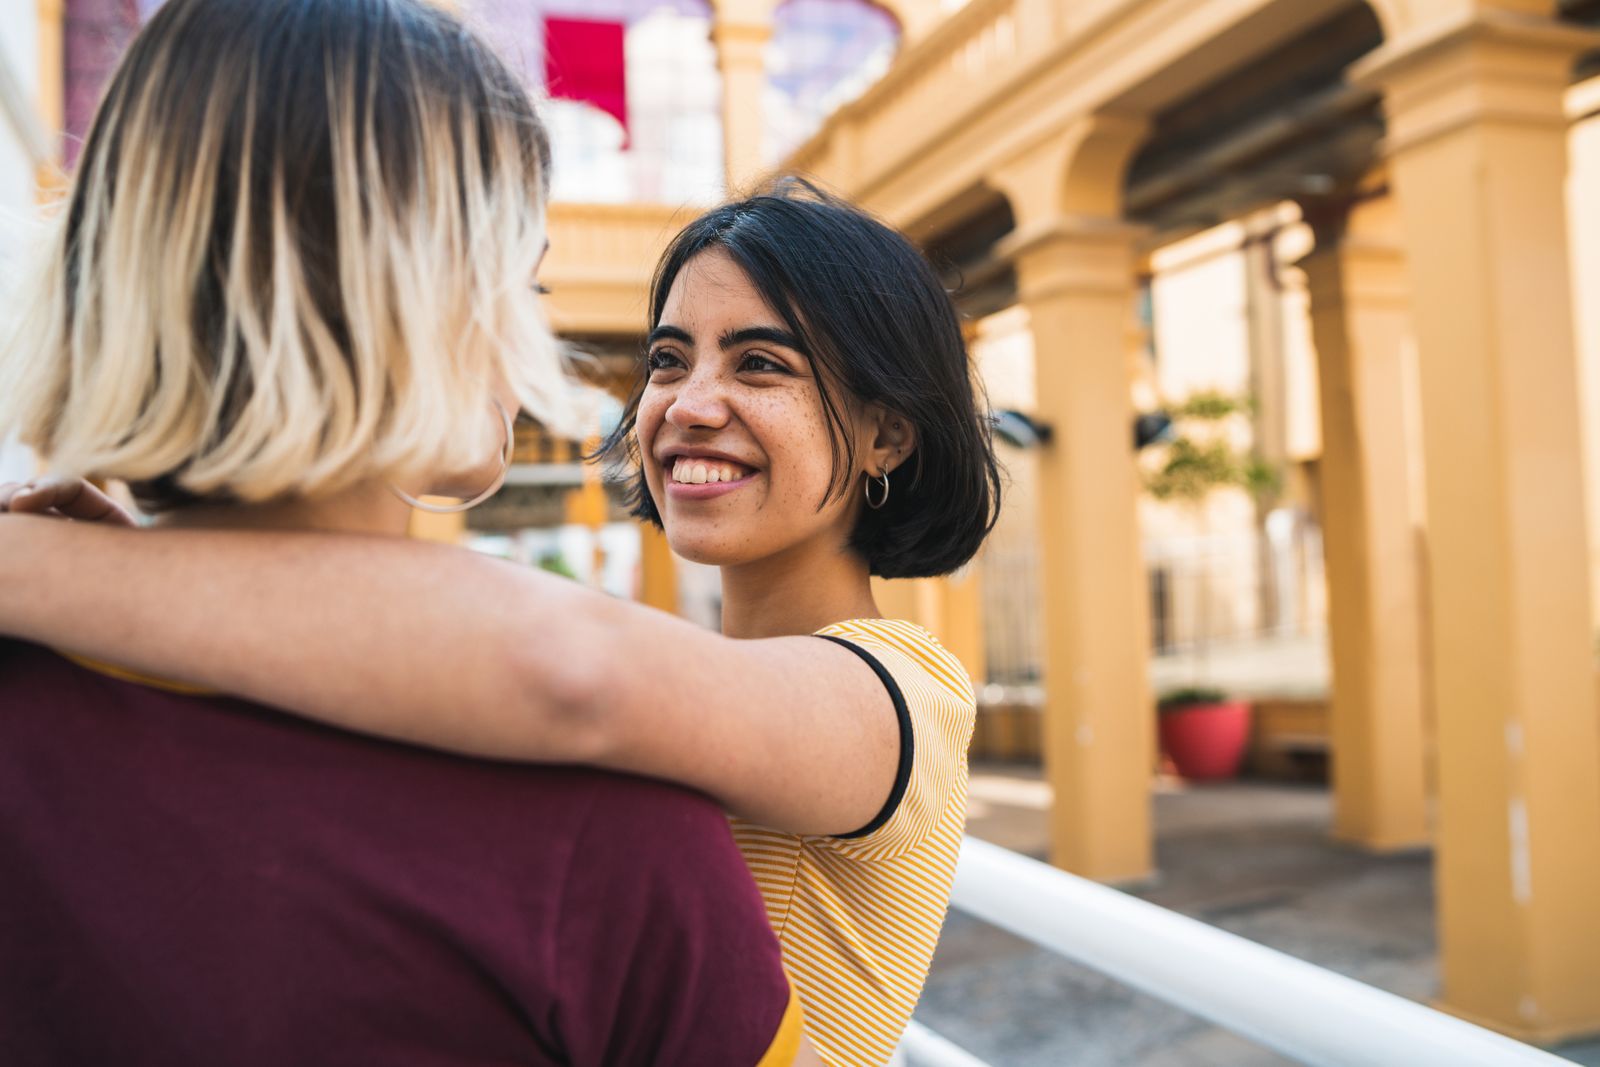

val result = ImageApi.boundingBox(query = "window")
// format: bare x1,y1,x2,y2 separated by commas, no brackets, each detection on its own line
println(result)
766,0,898,164
467,0,722,204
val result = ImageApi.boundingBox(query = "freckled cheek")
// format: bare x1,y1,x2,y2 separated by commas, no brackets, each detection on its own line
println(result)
747,400,834,513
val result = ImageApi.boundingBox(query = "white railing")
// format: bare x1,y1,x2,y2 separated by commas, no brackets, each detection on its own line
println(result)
897,1022,992,1067
902,837,1573,1067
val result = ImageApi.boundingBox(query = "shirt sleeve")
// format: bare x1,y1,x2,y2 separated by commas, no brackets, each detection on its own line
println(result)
554,776,803,1067
815,623,976,863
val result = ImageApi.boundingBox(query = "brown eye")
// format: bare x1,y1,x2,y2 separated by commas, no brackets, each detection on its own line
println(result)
646,350,684,374
740,353,785,374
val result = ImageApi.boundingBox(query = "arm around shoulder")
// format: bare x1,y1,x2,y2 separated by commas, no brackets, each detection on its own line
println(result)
0,514,906,837
0,517,606,760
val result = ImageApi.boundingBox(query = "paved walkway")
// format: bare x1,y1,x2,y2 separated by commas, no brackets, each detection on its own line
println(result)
915,767,1600,1066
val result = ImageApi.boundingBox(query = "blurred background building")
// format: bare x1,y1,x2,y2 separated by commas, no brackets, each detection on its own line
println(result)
8,0,1600,1062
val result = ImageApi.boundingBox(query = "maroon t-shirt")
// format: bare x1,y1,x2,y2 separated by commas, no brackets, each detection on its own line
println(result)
0,640,796,1066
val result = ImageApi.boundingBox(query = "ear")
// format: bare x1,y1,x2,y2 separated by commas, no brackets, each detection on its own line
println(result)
865,405,917,476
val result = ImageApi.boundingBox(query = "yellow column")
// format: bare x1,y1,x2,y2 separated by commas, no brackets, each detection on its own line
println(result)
407,507,467,545
710,4,773,196
870,577,929,630
1298,193,1430,853
35,0,64,197
990,118,1153,883
871,572,986,686
638,523,679,614
1003,219,1153,881
1354,11,1600,1040
565,436,610,579
563,482,608,530
936,569,986,688
1568,72,1600,665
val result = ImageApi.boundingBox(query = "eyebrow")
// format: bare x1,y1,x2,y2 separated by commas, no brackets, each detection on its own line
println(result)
720,326,804,352
645,325,692,348
644,324,805,354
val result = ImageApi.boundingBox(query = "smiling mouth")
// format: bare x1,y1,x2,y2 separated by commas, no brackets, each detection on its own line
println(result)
670,457,755,485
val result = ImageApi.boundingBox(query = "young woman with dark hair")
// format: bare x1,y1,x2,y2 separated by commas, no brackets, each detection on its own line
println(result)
0,181,1002,1066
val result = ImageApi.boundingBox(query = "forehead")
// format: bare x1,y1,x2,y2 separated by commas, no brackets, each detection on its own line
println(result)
660,247,785,328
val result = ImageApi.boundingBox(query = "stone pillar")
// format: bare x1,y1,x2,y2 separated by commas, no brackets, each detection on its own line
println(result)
1297,193,1431,853
711,9,773,196
1002,217,1154,881
1354,11,1600,1040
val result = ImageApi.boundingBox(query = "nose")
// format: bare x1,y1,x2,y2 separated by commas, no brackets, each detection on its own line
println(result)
664,366,731,432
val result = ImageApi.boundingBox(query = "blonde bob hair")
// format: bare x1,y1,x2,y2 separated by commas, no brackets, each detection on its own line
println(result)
0,0,580,510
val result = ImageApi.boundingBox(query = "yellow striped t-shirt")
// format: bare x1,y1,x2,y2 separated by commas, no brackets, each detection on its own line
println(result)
731,618,976,1067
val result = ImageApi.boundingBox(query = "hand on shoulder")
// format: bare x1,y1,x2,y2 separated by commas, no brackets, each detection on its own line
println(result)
0,478,138,525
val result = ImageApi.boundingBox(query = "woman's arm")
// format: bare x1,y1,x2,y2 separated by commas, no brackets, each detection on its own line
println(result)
0,516,899,836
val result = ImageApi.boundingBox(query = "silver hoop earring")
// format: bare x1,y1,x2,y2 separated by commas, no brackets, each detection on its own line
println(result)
864,469,891,510
391,399,515,514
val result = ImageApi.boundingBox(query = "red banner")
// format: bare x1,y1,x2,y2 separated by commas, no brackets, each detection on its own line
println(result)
543,17,629,149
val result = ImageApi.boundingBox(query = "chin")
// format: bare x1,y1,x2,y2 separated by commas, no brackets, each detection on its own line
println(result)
666,534,741,567
663,524,772,568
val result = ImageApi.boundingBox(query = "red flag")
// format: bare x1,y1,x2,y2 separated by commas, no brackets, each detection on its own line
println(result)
543,17,629,149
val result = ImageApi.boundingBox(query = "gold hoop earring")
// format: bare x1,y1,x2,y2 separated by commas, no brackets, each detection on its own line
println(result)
391,399,515,515
864,469,891,510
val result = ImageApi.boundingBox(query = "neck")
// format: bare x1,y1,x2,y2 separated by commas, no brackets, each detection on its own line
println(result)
719,535,880,639
154,480,417,538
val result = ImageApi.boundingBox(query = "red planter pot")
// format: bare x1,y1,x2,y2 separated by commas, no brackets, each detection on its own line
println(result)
1158,700,1252,782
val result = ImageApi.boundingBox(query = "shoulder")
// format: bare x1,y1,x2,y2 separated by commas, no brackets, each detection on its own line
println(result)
812,619,975,858
0,638,150,703
555,777,796,1065
561,773,749,886
815,617,975,707
576,773,730,844
0,637,67,675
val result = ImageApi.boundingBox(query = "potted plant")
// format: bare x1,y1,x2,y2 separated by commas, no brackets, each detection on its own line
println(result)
1144,391,1279,781
1157,687,1252,781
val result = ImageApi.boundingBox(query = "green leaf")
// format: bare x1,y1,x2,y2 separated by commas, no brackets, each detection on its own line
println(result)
1157,686,1232,712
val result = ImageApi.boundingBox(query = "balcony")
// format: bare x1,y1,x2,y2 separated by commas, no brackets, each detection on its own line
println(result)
541,201,697,337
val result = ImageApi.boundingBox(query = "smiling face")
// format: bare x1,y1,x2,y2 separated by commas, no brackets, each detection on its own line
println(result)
636,248,875,568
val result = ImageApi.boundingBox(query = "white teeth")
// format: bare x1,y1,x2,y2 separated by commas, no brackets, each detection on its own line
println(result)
670,458,751,484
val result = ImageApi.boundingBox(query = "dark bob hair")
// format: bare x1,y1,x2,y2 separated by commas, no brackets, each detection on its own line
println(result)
599,180,1002,580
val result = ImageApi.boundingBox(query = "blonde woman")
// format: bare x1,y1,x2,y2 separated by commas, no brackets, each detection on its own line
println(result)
1,42,1002,1067
0,1,816,1064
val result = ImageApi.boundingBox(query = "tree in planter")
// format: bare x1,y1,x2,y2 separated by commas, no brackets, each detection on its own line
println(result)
1145,391,1280,710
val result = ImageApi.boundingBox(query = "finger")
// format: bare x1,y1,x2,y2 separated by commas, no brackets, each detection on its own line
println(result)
14,478,138,525
0,483,79,519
